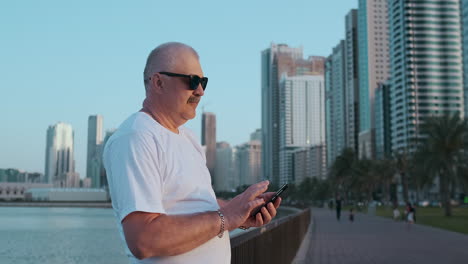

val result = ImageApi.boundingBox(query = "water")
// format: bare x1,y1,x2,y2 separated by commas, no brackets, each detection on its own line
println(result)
0,206,299,263
0,207,128,264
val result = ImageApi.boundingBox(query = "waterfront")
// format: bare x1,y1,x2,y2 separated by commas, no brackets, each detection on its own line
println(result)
0,207,127,264
0,206,297,263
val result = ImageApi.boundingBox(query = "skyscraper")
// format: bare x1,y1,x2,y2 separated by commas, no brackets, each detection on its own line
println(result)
325,41,346,167
290,144,327,183
250,128,262,142
44,122,79,187
214,142,233,192
374,82,391,159
460,0,468,118
345,9,360,154
201,112,216,184
357,0,390,158
261,43,325,186
99,129,116,190
279,75,325,184
86,115,103,188
281,75,325,147
236,140,262,187
388,0,464,152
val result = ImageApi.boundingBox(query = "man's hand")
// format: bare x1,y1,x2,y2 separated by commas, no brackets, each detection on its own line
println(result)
219,181,269,231
240,192,282,228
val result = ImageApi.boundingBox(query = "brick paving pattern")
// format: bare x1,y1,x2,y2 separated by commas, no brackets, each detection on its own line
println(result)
295,208,468,264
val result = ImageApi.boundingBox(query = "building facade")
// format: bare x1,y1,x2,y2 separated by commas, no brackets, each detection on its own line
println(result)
25,188,108,202
201,112,216,185
86,115,103,188
374,82,392,159
0,183,52,201
388,0,464,152
463,0,468,118
99,129,115,190
345,9,360,154
236,140,262,187
279,75,325,184
357,0,390,158
262,43,325,186
44,122,79,187
325,41,347,167
0,168,42,183
250,128,262,142
214,142,233,192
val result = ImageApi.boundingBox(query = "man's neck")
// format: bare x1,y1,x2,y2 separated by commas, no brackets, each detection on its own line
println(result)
140,105,181,134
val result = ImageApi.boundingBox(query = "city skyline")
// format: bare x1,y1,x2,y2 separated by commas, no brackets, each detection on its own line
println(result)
0,1,358,178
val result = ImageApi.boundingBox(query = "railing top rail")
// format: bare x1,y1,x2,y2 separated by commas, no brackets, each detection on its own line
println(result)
230,207,310,247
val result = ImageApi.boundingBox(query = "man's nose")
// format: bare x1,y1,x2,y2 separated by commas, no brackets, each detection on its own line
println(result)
193,83,205,96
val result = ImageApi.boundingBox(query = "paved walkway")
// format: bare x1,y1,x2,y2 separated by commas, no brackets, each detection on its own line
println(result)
293,208,468,264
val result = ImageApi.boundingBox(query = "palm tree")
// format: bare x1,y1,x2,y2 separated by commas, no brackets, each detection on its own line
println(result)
351,159,378,202
416,114,468,217
394,151,410,204
374,159,397,205
329,148,356,201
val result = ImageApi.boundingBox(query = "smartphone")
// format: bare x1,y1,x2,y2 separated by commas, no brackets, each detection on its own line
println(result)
251,183,288,217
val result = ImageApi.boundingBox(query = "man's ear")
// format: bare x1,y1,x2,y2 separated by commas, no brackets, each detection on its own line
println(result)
151,73,164,94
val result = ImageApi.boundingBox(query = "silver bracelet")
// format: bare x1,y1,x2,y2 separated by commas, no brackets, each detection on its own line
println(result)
216,210,225,238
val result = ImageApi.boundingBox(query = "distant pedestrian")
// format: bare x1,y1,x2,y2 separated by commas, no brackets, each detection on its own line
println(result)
349,208,354,222
406,203,415,231
336,195,342,221
406,203,414,224
392,207,400,221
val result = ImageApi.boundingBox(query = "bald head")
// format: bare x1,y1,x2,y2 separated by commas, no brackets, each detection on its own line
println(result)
143,42,199,90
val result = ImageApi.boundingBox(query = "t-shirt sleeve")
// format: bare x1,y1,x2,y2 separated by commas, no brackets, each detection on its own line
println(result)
103,132,166,222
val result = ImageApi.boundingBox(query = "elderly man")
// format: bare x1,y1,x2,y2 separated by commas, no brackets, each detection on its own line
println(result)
103,42,282,264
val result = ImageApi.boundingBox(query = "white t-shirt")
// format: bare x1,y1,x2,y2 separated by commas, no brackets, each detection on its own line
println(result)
103,112,231,264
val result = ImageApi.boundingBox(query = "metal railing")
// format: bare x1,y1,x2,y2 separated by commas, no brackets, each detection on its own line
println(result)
230,208,311,264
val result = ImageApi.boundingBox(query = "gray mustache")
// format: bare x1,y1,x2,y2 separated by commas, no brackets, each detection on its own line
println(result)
188,97,200,103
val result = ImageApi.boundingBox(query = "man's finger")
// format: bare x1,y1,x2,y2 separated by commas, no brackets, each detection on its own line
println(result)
259,192,275,200
248,198,264,211
248,184,269,200
255,210,264,226
247,180,269,191
274,197,282,208
261,206,272,224
267,202,277,218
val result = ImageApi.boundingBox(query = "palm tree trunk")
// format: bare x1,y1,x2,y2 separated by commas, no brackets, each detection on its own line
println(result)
390,182,398,207
440,173,452,217
401,172,409,203
383,182,390,205
416,185,421,204
450,180,456,201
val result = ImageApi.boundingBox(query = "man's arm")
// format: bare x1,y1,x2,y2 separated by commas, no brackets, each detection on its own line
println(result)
122,181,269,260
122,211,220,259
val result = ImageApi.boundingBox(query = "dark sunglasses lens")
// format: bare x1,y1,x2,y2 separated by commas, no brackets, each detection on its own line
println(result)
201,78,208,90
190,76,200,90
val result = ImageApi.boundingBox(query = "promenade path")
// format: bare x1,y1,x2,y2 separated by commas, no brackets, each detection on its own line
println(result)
293,208,468,264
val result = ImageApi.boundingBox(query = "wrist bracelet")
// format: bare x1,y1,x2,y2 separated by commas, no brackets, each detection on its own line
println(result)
216,210,225,238
239,226,250,230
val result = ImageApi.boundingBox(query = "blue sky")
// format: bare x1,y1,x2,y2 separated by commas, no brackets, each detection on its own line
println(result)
0,0,357,178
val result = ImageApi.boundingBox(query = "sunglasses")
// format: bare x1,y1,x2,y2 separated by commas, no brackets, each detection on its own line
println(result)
158,71,208,91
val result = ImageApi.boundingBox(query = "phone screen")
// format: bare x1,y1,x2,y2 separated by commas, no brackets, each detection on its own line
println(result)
251,183,288,217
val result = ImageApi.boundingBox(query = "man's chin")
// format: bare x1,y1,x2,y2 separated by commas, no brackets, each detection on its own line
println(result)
182,110,197,120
